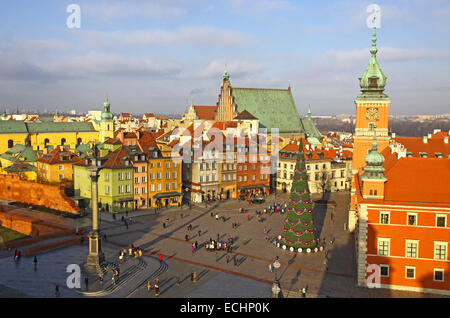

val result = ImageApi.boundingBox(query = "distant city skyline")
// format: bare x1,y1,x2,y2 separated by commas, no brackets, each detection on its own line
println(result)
1,0,449,115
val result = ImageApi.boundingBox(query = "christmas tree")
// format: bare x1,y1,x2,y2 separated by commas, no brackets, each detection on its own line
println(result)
280,139,318,250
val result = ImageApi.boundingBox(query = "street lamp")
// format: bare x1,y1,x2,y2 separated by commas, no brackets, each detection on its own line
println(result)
272,256,281,298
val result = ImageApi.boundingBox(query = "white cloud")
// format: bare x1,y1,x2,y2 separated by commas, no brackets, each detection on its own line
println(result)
43,52,182,78
81,27,252,49
198,59,265,79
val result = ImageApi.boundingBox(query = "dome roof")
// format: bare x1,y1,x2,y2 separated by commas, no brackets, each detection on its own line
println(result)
101,97,113,121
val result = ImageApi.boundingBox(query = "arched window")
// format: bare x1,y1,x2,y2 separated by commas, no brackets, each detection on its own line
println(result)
77,138,82,145
61,138,66,146
44,138,50,147
8,139,14,148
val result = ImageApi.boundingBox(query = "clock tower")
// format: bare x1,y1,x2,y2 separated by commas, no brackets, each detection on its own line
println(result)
352,27,390,173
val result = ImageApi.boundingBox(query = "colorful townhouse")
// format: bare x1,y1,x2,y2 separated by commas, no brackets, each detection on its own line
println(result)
73,147,134,212
123,146,148,210
236,137,271,199
37,147,84,185
277,139,352,194
136,131,182,208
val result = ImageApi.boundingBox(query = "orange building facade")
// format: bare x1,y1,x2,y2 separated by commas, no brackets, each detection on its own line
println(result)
350,28,450,295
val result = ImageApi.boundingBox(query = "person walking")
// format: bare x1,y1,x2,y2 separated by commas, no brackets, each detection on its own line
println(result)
269,263,273,272
198,229,201,237
159,253,163,263
191,243,195,254
247,215,250,222
155,278,160,297
147,280,152,293
33,256,38,267
233,255,238,266
302,287,307,298
226,254,230,264
215,214,219,221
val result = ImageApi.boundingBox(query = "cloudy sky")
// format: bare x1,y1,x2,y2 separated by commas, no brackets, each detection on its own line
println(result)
0,0,449,115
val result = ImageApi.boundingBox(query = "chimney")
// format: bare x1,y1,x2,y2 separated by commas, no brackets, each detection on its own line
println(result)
392,132,396,138
428,133,432,139
423,136,428,144
433,129,441,134
444,136,448,144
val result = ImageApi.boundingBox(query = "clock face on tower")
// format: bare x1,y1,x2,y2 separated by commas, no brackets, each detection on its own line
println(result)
366,107,379,120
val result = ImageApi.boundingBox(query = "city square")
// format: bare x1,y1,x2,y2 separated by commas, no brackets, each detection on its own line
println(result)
0,191,443,298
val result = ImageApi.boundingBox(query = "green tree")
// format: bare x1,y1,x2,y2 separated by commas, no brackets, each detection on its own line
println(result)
280,139,318,250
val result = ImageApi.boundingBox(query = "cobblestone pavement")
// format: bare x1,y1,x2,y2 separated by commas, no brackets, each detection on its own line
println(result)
0,192,446,298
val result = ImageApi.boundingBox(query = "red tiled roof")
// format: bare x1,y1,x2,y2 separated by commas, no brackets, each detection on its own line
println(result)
280,138,351,160
383,157,450,203
124,132,137,138
102,147,130,169
393,132,450,158
233,110,258,120
137,131,159,155
193,106,217,120
144,113,155,118
38,148,83,165
104,138,122,145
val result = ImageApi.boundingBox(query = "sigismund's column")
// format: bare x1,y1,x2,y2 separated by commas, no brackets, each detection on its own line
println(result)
86,162,105,269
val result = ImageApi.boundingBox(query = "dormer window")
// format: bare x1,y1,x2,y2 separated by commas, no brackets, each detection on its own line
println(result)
419,152,428,158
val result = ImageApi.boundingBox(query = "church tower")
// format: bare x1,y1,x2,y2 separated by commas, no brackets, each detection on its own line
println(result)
99,96,114,143
215,67,238,121
352,27,390,173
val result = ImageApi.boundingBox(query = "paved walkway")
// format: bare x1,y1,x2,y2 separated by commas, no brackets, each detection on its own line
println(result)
0,192,446,298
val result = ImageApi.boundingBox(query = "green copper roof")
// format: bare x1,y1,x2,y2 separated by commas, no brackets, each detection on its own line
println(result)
223,66,230,81
102,96,113,121
26,122,96,133
357,27,389,101
0,144,38,163
0,121,28,134
231,88,304,134
3,162,36,173
301,113,322,140
362,134,386,181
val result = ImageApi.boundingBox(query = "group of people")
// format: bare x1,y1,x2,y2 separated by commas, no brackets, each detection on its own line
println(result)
205,237,233,253
119,244,143,262
147,278,160,297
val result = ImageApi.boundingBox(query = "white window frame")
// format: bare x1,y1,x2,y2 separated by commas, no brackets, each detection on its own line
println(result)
433,268,444,282
380,264,389,277
405,239,419,259
377,238,390,256
407,212,417,226
405,266,416,279
436,214,447,228
105,185,109,194
434,242,448,261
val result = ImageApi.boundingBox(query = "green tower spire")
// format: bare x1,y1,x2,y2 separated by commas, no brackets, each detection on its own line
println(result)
280,138,319,250
101,95,113,121
358,27,388,100
223,65,230,81
361,132,387,180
